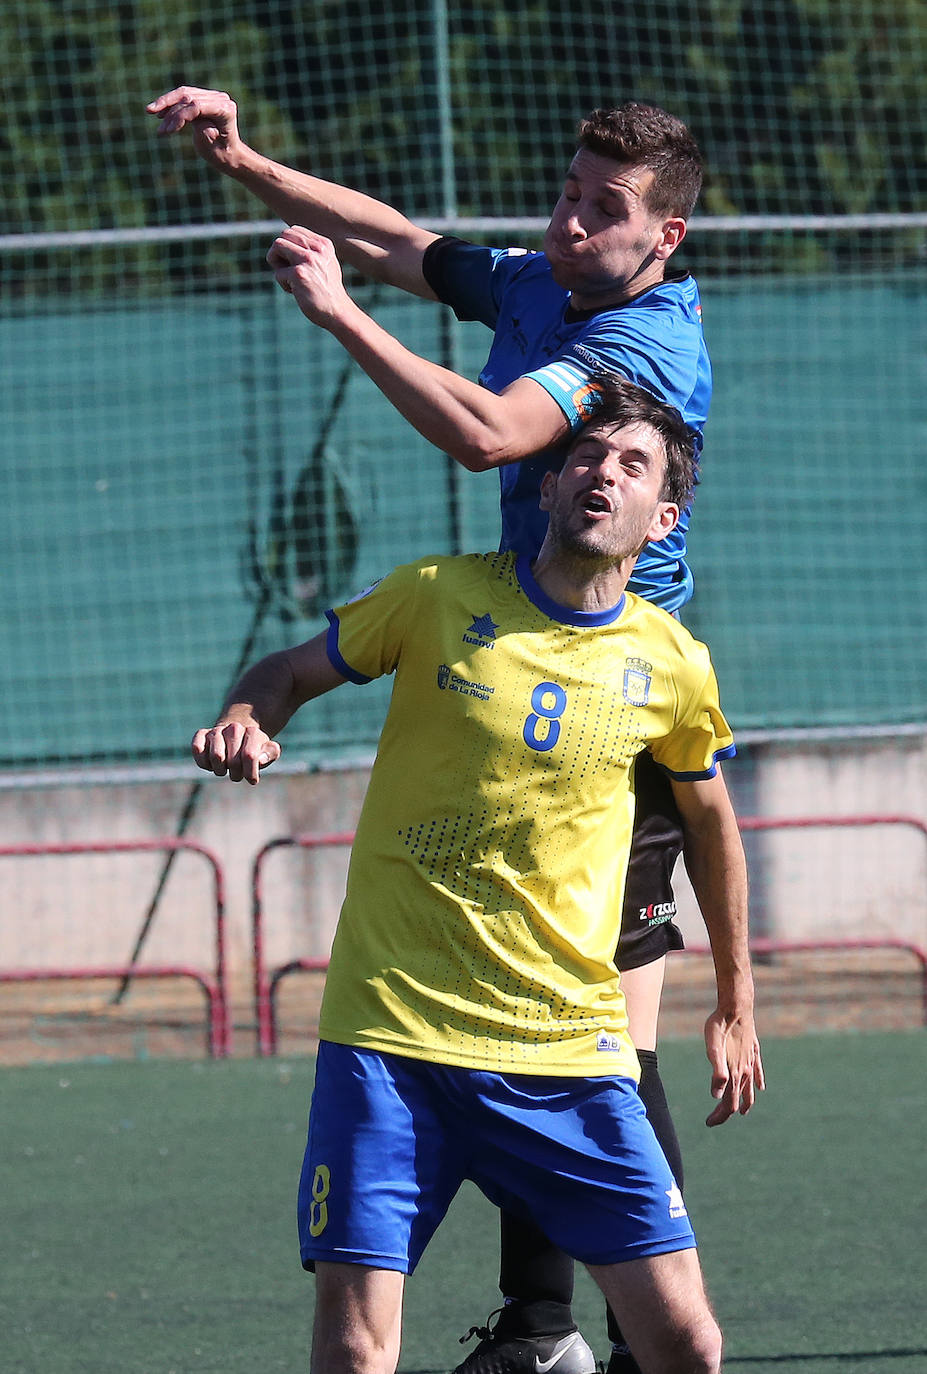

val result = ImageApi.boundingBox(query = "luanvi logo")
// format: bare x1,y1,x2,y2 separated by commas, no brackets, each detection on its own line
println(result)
463,613,499,649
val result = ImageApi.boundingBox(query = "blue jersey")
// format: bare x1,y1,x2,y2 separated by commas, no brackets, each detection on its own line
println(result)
422,238,712,612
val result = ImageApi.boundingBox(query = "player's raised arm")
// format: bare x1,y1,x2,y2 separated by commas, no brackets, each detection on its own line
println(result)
192,631,347,784
670,770,765,1126
146,86,440,298
267,226,571,470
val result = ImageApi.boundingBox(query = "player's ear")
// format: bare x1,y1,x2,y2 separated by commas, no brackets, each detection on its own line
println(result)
539,470,559,511
647,501,680,542
654,217,686,260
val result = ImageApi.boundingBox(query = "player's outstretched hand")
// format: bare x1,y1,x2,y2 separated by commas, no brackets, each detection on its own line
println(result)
191,722,281,785
703,1008,765,1127
266,227,353,328
146,86,243,166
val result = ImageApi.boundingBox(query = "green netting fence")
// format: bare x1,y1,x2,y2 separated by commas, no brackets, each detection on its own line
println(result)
2,0,926,770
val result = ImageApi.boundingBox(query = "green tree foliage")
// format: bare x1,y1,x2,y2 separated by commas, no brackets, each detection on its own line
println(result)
3,0,925,293
1,0,301,292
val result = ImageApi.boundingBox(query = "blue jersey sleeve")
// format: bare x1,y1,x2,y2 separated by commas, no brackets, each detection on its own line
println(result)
524,302,709,435
422,237,535,330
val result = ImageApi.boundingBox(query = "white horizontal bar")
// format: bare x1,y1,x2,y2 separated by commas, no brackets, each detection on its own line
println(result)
2,212,927,252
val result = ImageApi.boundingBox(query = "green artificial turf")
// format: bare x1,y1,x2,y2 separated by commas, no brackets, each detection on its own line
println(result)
2,1032,925,1373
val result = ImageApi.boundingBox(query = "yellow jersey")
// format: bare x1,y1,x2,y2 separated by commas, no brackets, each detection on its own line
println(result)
318,552,734,1078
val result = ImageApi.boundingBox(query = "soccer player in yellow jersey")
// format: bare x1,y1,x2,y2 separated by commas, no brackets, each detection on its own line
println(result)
193,378,763,1374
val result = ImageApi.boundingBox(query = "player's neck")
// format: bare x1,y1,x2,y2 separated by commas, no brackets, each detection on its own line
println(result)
568,260,666,313
530,549,634,612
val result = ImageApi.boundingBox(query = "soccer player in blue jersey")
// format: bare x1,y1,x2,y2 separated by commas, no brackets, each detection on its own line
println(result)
151,87,716,1374
192,380,762,1374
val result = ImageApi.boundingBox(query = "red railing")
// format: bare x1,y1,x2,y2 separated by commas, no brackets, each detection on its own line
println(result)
687,813,927,1022
681,938,927,1023
251,813,927,1054
0,838,230,1056
251,832,353,1055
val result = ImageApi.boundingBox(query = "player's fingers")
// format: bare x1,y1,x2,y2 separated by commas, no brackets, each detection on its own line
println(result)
191,728,213,769
238,725,265,785
709,1070,728,1104
221,723,252,782
149,92,233,139
147,86,205,111
194,726,228,775
146,88,189,114
267,228,323,263
237,731,281,785
733,1040,765,1113
248,735,281,784
147,86,229,114
737,1067,756,1115
754,1045,767,1092
704,1024,729,1099
261,739,282,770
240,731,260,785
705,1083,735,1128
266,237,310,271
156,108,215,139
214,725,238,776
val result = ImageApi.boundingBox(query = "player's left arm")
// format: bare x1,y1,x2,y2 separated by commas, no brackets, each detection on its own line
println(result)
670,770,766,1126
267,228,570,470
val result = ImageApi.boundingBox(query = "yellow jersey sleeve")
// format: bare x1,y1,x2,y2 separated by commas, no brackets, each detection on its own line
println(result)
649,645,735,779
324,559,426,683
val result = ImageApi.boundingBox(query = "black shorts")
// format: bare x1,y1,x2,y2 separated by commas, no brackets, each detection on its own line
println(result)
616,751,685,972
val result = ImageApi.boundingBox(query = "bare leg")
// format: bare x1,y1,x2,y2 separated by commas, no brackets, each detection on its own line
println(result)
587,1250,722,1374
619,958,666,1052
311,1262,405,1374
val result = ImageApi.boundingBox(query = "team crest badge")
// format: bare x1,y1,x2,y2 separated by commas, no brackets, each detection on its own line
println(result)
623,657,652,706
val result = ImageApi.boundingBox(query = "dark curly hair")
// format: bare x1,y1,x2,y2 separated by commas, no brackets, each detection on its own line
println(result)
577,103,703,220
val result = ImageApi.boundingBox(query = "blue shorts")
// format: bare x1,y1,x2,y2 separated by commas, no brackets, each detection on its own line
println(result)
298,1041,694,1274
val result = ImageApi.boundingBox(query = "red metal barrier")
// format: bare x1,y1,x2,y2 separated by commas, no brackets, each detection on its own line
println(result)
681,937,927,1024
251,833,353,1056
0,838,230,1057
692,813,927,1024
252,814,927,1054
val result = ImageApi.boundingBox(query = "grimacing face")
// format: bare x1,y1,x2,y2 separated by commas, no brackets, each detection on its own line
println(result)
542,148,683,308
541,421,679,563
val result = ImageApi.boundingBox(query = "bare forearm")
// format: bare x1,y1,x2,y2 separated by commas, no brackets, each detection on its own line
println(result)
193,633,344,784
148,86,436,291
267,226,569,465
225,148,437,291
327,305,507,466
216,649,306,738
675,780,763,1016
679,802,755,1015
327,302,566,469
671,773,764,1121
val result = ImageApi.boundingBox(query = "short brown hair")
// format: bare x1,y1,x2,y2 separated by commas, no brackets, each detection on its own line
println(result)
579,374,697,509
577,103,703,220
